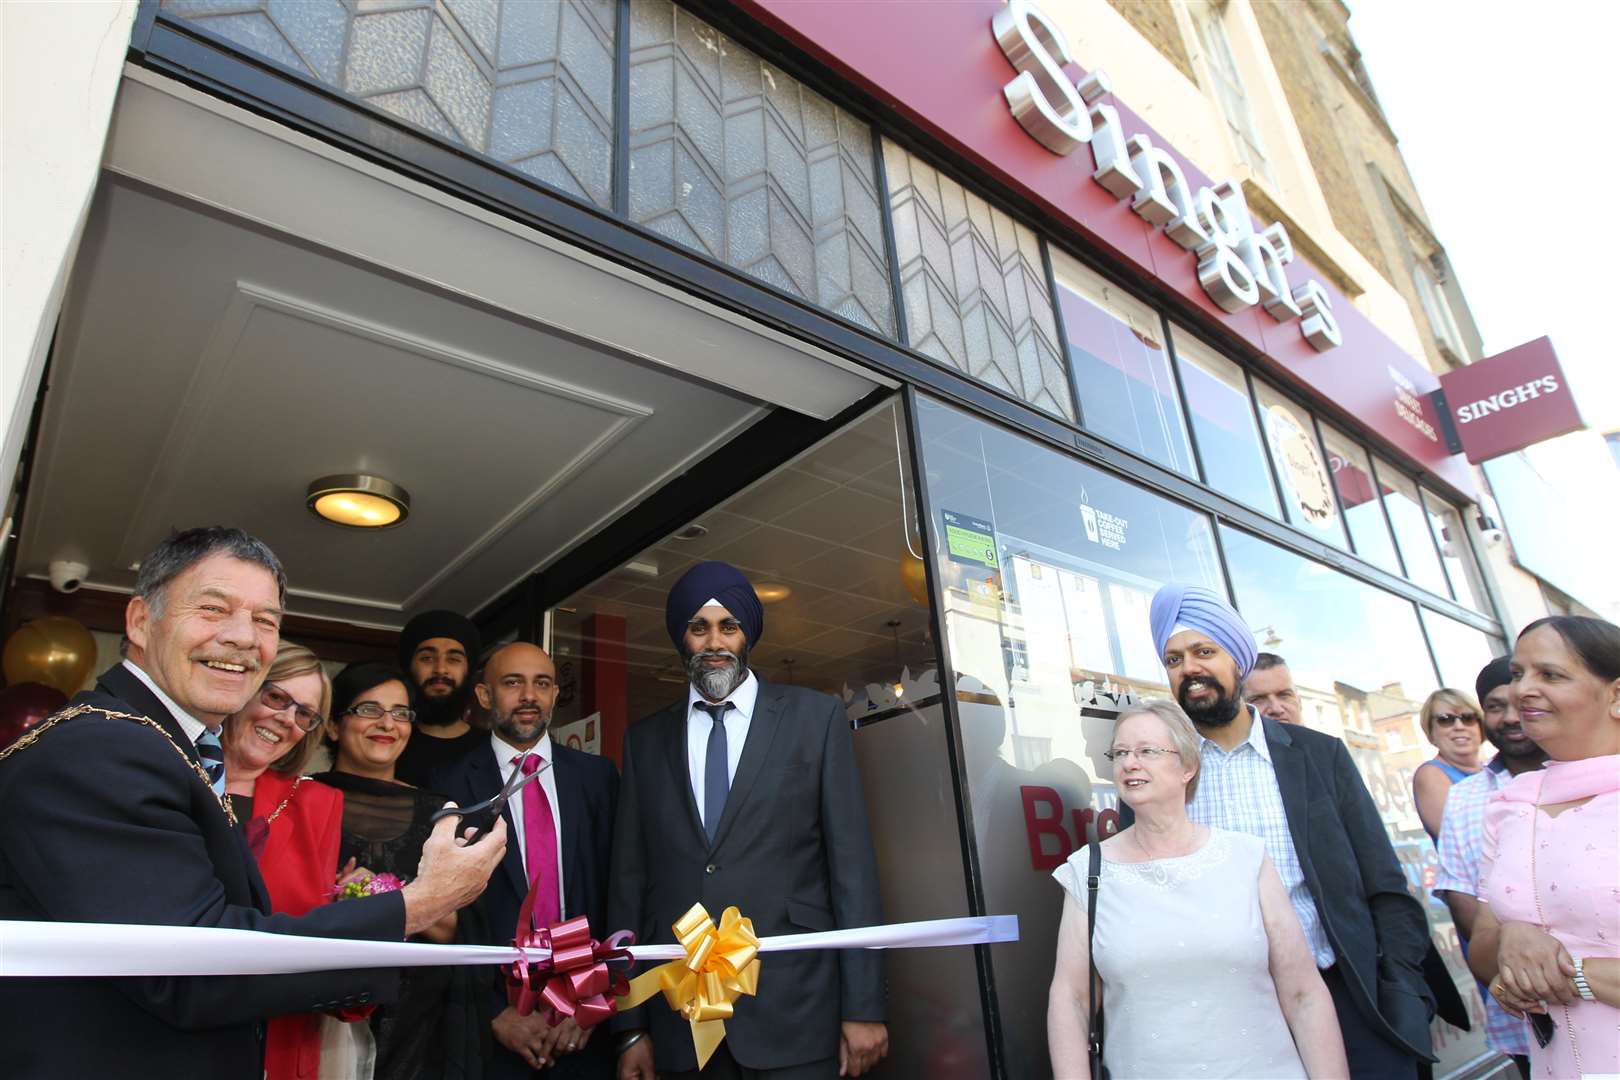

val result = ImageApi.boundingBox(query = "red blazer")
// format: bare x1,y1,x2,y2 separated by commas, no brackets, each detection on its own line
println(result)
250,771,345,1080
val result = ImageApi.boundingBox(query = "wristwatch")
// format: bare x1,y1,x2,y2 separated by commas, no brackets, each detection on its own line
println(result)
1572,957,1597,1002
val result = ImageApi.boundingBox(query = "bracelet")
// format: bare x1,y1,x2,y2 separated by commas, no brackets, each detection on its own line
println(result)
616,1031,647,1056
1572,957,1597,1002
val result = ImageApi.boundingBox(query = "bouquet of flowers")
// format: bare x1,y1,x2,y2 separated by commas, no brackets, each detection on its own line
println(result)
327,871,404,901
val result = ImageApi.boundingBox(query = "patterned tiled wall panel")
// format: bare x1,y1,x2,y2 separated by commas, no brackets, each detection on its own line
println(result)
882,139,1074,421
626,0,895,336
162,0,617,209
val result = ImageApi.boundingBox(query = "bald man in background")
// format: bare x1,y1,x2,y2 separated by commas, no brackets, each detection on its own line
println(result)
432,641,619,1079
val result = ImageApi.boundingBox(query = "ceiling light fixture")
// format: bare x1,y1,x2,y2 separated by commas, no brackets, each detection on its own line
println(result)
306,474,410,529
673,523,709,541
755,582,792,604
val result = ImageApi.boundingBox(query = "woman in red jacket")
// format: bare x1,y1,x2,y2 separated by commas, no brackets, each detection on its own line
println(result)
221,641,348,1080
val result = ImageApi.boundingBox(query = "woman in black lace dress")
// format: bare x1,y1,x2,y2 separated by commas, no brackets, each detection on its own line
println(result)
314,662,476,1080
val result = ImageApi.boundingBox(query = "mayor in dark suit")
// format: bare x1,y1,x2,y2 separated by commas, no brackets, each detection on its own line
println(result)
0,527,507,1078
608,561,887,1080
430,640,619,1079
1128,583,1444,1080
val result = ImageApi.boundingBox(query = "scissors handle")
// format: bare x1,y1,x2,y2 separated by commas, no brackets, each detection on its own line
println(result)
429,757,546,843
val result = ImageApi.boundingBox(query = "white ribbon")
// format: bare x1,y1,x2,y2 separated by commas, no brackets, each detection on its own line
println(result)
0,915,1017,978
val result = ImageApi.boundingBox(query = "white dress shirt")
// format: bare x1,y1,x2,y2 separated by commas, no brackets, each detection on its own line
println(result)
686,670,758,831
122,658,213,744
490,730,567,918
1186,704,1335,967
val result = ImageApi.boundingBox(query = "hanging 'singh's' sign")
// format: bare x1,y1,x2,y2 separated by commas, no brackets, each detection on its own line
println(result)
1435,337,1584,464
992,0,1340,353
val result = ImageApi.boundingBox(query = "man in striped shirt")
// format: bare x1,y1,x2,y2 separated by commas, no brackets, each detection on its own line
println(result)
1133,584,1437,1080
1434,656,1545,1077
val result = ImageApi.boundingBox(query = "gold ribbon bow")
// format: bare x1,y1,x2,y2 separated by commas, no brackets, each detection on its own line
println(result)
618,903,761,1068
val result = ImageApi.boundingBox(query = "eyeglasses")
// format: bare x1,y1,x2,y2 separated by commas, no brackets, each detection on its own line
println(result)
1103,746,1180,763
345,702,416,724
1433,712,1479,728
260,682,324,733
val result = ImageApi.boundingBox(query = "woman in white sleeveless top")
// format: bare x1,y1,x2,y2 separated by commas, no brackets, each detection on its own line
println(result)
1047,700,1348,1079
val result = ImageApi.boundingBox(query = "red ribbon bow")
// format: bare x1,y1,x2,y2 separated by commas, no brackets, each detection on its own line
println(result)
508,916,634,1029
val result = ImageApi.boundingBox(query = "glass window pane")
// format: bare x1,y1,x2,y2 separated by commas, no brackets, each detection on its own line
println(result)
884,140,1073,419
1218,526,1489,1075
627,0,896,334
1172,328,1281,516
1251,382,1348,548
1422,491,1487,613
163,0,620,209
1319,424,1402,574
1049,249,1194,475
1420,608,1503,693
550,401,988,1077
1375,458,1451,597
914,394,1224,1078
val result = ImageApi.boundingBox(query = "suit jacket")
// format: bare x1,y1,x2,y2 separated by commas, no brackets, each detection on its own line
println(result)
606,676,885,1072
0,664,403,1079
1121,714,1437,1059
431,739,619,1080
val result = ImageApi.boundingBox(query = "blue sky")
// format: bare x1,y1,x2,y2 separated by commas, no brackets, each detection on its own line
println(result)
1350,0,1616,432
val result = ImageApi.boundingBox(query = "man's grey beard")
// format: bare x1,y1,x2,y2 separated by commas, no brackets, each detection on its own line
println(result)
493,702,550,747
1178,676,1243,727
686,647,748,702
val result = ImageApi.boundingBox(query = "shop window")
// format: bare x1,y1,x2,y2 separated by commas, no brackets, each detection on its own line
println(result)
1218,526,1488,1074
163,0,619,209
627,1,896,336
549,400,986,1078
1318,423,1402,574
1420,608,1503,694
1421,491,1488,613
1373,458,1452,598
1251,382,1348,549
1049,249,1195,475
883,141,1074,421
914,394,1224,1078
1171,327,1282,517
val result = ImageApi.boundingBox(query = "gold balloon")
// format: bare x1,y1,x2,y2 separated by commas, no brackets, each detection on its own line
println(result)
3,616,98,696
900,549,931,607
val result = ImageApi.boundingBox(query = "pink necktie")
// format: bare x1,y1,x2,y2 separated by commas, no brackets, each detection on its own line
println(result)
516,753,560,928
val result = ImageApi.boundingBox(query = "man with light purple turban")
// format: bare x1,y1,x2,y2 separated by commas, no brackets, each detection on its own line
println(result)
1134,582,1445,1079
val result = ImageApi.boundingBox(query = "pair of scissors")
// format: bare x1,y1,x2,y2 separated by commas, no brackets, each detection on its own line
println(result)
429,754,550,844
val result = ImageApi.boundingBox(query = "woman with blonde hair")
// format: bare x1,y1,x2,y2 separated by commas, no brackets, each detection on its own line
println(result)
1047,698,1347,1079
221,641,352,1080
1413,687,1484,840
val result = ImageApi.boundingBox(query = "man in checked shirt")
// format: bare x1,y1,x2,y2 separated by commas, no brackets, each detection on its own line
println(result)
1121,583,1439,1079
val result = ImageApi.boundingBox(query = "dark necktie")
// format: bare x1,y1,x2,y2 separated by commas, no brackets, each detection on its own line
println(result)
698,701,733,843
195,727,226,798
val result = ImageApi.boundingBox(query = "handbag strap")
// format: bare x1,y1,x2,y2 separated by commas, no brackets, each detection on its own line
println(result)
1086,818,1104,1062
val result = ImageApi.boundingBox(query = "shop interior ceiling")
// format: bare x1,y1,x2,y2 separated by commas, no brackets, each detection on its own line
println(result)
559,407,936,710
15,177,783,630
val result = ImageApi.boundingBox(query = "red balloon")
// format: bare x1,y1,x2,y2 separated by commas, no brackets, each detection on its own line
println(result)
0,681,68,749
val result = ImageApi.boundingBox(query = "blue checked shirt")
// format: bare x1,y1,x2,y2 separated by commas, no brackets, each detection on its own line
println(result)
1433,759,1531,1057
1186,707,1335,968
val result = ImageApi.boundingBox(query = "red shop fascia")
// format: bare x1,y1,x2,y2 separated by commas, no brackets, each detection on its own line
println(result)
733,0,1474,499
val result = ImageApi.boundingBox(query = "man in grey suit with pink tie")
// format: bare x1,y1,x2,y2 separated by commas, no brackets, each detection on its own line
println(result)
608,561,888,1079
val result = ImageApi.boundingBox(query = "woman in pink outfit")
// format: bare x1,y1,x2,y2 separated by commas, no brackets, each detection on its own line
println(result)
1470,616,1620,1079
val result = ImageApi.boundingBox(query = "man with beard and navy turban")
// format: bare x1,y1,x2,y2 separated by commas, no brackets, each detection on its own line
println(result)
1131,583,1448,1078
608,561,888,1080
393,609,484,785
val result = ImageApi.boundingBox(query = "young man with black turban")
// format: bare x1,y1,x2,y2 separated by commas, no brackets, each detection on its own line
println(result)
393,609,484,786
607,561,888,1080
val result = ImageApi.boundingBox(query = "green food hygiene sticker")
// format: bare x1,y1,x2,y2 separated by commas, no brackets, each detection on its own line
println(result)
942,509,999,569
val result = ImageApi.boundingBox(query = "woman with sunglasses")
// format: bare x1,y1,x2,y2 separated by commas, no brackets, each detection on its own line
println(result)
220,641,345,1080
1413,688,1484,841
312,661,470,1080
